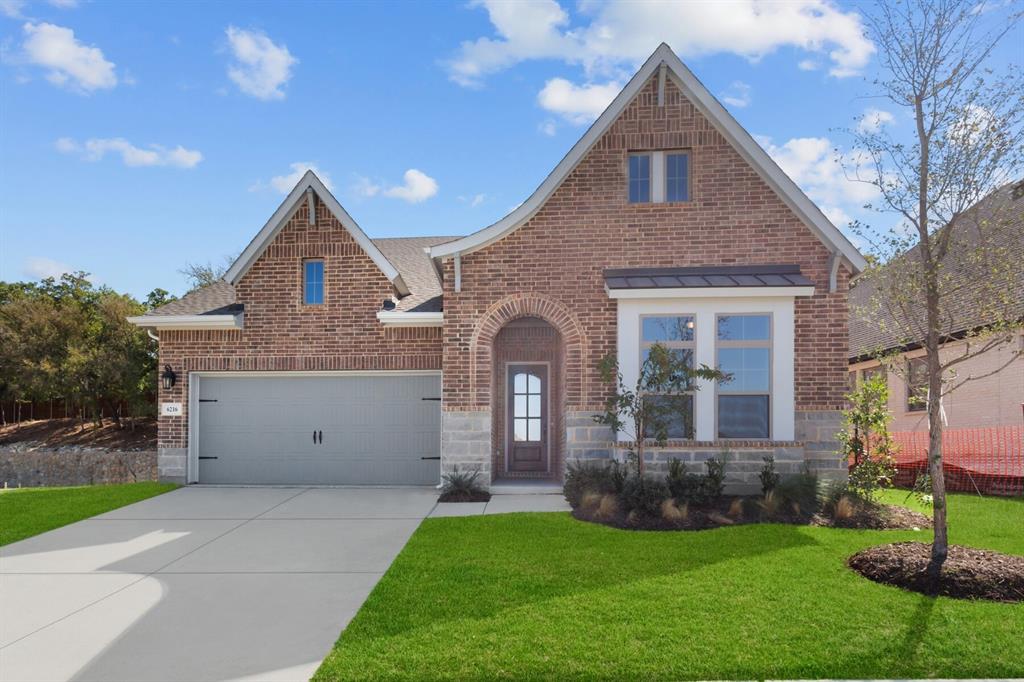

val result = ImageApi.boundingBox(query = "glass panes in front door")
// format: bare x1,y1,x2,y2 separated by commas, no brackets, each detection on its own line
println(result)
512,371,542,442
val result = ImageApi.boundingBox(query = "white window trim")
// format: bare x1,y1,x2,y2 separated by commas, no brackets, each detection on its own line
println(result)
616,296,796,442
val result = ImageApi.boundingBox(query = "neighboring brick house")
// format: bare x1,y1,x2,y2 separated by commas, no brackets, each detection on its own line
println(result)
130,44,865,491
849,181,1024,432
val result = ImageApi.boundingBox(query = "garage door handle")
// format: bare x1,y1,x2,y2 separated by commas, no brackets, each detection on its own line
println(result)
313,430,317,444
318,430,323,444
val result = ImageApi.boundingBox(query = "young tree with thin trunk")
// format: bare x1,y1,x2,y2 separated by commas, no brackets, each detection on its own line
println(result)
847,0,1023,577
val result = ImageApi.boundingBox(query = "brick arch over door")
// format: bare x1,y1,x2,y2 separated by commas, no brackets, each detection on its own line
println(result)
469,293,586,409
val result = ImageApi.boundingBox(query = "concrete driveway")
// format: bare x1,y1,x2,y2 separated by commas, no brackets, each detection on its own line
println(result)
0,486,440,682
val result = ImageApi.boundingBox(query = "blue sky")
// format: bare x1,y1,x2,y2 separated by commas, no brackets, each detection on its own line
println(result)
1,0,1020,299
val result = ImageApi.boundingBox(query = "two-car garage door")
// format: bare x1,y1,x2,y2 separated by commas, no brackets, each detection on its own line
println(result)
193,374,441,485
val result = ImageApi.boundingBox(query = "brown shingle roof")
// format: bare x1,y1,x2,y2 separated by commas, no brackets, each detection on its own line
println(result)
850,181,1024,360
148,280,238,316
143,236,457,318
372,236,458,312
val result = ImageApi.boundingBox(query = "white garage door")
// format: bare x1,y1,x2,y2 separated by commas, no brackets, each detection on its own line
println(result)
194,374,441,485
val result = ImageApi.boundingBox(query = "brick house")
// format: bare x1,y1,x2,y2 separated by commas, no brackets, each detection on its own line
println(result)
130,44,865,491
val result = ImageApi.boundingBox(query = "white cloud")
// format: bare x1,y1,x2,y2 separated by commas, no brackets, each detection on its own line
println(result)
48,0,79,7
352,169,440,203
225,26,297,101
720,80,752,108
0,0,25,18
538,119,558,136
448,0,874,86
56,137,202,168
797,59,819,71
254,162,333,194
22,22,117,92
537,77,621,124
459,193,487,207
382,169,439,203
757,134,879,227
856,107,894,134
23,257,74,280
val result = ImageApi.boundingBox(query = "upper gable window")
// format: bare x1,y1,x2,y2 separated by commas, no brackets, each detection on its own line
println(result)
628,151,691,204
303,260,324,305
628,154,651,203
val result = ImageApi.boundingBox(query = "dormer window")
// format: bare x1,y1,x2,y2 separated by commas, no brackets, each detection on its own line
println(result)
303,259,324,305
628,151,691,204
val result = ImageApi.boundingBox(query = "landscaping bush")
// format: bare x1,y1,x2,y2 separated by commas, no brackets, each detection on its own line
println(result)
439,467,490,503
620,475,670,517
563,459,625,508
665,455,728,506
702,456,727,502
772,470,820,516
759,455,780,496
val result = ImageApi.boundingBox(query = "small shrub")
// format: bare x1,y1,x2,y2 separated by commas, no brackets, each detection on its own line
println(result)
759,455,780,496
676,501,689,521
666,458,704,503
580,492,603,512
660,498,684,521
702,455,727,502
773,470,820,517
758,491,783,520
620,475,670,517
833,494,857,521
563,459,625,508
439,467,489,502
595,494,619,520
727,497,745,519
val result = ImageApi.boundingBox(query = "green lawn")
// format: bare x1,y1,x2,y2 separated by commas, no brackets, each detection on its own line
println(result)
315,491,1024,681
0,482,178,546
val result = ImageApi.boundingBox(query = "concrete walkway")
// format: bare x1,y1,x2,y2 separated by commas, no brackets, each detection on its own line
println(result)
0,486,568,682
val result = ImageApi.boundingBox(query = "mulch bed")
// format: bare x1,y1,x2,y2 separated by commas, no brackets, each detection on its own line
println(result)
572,496,930,532
813,504,932,530
0,418,157,451
849,541,1024,602
438,490,491,503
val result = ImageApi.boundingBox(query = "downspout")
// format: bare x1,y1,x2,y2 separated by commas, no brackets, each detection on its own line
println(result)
454,252,462,293
146,329,159,342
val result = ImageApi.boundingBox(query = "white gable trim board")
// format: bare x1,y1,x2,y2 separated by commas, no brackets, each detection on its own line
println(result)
430,43,866,275
223,170,409,296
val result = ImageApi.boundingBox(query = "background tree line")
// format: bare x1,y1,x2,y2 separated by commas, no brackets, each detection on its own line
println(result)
0,273,177,429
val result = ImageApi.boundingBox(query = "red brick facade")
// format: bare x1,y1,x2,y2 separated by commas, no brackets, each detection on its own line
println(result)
157,199,442,450
441,75,850,414
156,71,852,487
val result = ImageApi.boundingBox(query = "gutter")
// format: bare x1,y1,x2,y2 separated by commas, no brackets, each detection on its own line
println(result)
375,311,444,327
127,313,244,330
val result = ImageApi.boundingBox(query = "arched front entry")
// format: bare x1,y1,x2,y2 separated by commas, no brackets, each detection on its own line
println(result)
492,318,564,481
464,293,586,484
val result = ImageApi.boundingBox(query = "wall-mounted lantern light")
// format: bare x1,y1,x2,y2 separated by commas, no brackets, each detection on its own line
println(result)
160,365,177,391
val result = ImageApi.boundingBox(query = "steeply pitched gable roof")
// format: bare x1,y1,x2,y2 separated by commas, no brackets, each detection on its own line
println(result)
223,170,409,295
430,43,867,274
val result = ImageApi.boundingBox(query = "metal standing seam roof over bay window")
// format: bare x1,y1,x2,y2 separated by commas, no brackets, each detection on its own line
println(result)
603,265,816,299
